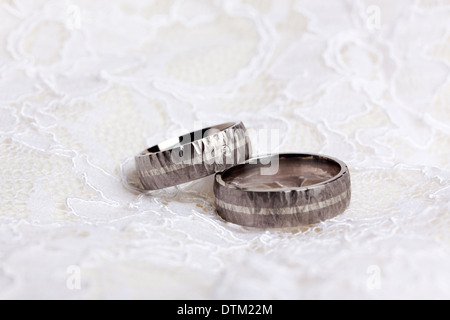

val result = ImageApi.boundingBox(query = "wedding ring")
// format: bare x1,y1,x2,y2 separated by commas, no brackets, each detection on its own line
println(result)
214,153,351,228
135,122,251,190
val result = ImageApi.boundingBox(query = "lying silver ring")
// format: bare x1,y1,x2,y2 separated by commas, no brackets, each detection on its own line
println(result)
135,122,251,190
214,153,351,228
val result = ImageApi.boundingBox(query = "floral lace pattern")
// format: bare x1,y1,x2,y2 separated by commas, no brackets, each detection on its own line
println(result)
1,0,450,299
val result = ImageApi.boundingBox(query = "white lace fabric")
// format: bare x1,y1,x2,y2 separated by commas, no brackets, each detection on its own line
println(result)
1,0,450,299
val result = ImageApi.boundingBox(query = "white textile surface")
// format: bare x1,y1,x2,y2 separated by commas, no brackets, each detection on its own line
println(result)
1,0,450,299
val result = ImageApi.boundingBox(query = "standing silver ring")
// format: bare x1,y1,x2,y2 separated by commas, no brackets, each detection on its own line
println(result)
214,153,351,228
135,122,251,190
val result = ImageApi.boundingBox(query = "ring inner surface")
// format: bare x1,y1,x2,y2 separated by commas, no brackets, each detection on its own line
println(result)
221,155,342,191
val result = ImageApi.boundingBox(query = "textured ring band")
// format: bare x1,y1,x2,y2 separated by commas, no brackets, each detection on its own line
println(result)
135,122,251,190
214,153,351,228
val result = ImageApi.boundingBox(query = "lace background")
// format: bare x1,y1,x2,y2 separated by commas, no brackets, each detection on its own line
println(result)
1,0,449,299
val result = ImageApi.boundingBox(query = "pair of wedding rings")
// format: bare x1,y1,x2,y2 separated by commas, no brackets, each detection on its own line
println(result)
135,122,351,228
